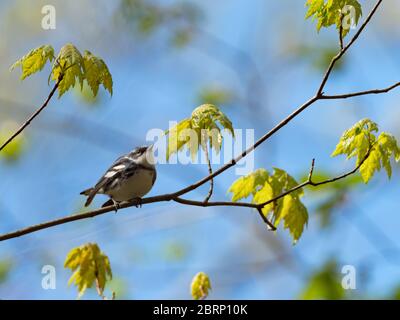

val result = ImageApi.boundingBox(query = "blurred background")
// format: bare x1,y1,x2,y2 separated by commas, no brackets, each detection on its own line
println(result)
0,0,400,299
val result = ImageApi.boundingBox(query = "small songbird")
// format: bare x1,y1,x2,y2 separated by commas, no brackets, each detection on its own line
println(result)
80,145,156,209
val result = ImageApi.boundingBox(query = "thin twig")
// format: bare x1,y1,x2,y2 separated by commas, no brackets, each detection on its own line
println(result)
258,146,372,208
339,11,344,50
321,82,400,99
203,143,214,203
317,0,383,96
0,76,63,152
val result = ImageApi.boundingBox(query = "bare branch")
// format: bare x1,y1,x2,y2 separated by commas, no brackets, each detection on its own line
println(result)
0,76,63,152
203,143,214,203
317,0,383,96
339,12,344,50
321,82,400,99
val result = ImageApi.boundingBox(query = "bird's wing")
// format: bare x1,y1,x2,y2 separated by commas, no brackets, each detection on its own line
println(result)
83,155,136,206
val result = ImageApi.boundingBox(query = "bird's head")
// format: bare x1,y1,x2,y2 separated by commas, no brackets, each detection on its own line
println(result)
130,145,155,167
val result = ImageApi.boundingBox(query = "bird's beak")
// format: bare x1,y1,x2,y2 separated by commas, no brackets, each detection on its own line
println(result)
146,144,155,165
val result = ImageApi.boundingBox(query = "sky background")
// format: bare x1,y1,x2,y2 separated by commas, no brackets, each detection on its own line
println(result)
0,0,400,299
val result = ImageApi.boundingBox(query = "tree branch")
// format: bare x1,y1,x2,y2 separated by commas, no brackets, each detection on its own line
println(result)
317,0,383,96
0,76,63,152
0,148,373,242
321,82,400,99
0,0,388,242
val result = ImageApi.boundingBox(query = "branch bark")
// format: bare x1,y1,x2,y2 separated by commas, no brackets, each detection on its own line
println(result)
0,76,62,152
202,144,214,203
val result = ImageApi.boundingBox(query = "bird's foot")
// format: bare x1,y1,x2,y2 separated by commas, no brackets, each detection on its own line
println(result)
132,197,143,208
112,200,120,213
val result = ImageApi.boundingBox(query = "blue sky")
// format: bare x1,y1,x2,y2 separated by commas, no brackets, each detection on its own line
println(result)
0,0,400,299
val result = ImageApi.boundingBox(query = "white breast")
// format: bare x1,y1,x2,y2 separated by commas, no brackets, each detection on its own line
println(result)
108,169,155,202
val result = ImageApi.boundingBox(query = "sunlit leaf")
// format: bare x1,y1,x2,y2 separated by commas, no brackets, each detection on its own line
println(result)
64,243,112,298
274,195,308,243
52,43,85,97
10,45,54,79
83,50,113,96
230,168,308,243
191,272,211,300
305,0,362,37
332,119,400,183
165,104,234,160
228,168,269,202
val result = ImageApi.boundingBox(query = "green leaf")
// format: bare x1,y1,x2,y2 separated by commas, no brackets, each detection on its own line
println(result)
359,132,400,183
305,0,362,37
165,104,234,160
11,43,113,100
64,243,112,298
228,169,269,201
83,50,113,96
253,180,275,214
166,118,192,160
230,168,308,243
10,45,54,80
52,43,85,98
191,272,211,300
274,195,308,243
332,119,400,183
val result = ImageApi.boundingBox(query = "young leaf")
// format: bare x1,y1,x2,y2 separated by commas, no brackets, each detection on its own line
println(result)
305,0,362,37
64,243,112,298
165,104,234,160
230,168,308,243
359,132,400,183
331,119,400,183
10,45,54,80
83,50,113,96
166,118,192,160
274,194,308,243
191,272,211,300
228,168,269,201
52,43,85,97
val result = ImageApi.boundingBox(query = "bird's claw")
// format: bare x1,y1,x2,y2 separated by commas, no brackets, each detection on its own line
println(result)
112,201,120,213
133,197,143,208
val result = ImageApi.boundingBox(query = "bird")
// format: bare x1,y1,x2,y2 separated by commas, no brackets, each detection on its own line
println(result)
80,145,156,210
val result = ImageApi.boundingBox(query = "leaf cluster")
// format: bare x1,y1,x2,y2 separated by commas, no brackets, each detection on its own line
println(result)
229,168,308,243
64,243,112,298
165,104,234,160
11,43,113,98
332,119,400,183
305,0,362,37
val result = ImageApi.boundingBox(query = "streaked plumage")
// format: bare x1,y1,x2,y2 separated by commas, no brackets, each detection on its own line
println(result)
81,146,156,208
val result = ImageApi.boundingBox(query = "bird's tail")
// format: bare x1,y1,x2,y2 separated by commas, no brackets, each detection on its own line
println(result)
80,188,95,207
